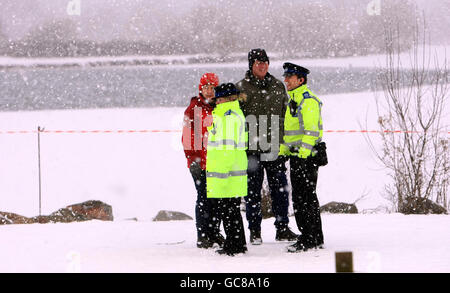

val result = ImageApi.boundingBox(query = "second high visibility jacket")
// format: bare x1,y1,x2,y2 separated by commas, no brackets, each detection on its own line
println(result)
283,84,323,159
206,100,248,198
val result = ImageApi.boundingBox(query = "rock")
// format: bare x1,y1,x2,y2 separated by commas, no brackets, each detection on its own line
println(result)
153,210,193,221
66,200,114,221
401,197,447,214
0,212,35,225
0,200,113,225
33,208,91,224
320,201,358,214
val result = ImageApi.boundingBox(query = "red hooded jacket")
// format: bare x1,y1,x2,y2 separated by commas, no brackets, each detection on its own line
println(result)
182,94,214,170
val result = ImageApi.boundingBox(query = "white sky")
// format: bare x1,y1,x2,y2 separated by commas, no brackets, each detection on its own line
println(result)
0,0,449,43
0,0,195,40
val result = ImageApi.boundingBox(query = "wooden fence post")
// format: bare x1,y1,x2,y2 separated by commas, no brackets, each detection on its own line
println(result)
335,251,353,273
37,126,44,216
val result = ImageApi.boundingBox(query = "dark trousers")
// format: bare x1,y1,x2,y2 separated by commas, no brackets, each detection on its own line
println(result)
290,156,324,246
189,163,220,240
245,154,290,232
209,197,247,253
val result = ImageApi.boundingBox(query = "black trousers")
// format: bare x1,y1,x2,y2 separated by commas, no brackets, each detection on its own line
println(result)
189,163,221,240
290,156,324,246
245,154,290,232
209,197,247,253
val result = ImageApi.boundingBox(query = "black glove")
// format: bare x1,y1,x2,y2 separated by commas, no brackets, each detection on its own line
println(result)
189,161,202,177
289,145,300,154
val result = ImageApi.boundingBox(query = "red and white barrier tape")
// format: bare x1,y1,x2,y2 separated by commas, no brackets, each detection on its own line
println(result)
0,129,180,134
0,129,448,135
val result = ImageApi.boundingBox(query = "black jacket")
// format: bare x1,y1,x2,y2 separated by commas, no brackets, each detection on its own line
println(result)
236,70,289,155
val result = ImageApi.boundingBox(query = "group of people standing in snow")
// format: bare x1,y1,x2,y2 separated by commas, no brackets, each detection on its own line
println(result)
182,49,327,256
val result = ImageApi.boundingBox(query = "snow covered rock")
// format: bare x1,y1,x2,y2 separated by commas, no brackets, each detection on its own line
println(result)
0,212,35,225
0,200,113,225
34,200,113,223
34,209,89,224
320,202,358,214
401,197,447,215
65,200,114,221
152,210,193,221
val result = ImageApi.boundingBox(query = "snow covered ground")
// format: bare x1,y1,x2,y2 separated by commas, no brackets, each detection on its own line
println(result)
0,90,448,273
0,214,448,273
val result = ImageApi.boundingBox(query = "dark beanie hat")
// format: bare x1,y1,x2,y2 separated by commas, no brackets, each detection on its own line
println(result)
214,83,240,99
248,48,269,70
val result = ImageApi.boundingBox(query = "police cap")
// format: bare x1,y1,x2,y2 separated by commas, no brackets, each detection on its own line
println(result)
214,83,240,99
282,62,310,77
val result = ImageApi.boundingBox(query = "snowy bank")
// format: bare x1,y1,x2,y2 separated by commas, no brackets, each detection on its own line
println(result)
1,45,448,70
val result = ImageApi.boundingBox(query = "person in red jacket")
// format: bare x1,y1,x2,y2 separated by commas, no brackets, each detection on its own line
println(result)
182,73,224,248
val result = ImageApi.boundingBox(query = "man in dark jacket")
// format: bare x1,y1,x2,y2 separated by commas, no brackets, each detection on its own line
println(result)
235,49,298,244
182,73,224,249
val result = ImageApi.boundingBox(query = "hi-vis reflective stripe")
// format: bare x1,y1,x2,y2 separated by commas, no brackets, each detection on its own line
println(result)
310,95,324,132
285,129,320,137
284,140,314,150
292,92,323,140
208,139,246,148
207,170,247,179
297,98,305,132
307,130,320,136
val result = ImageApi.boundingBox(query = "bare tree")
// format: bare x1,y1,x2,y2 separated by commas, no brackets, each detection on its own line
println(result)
366,15,449,213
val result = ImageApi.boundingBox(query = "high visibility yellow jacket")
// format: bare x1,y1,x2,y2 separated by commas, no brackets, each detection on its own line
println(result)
282,84,323,158
206,100,248,198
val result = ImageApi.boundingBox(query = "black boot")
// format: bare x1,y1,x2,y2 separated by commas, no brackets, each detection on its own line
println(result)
286,240,309,253
249,230,262,245
196,237,213,249
210,233,225,248
313,239,324,249
275,226,298,241
216,245,247,256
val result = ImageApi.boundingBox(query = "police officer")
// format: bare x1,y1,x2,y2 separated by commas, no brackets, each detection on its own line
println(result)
206,83,248,256
279,62,325,252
